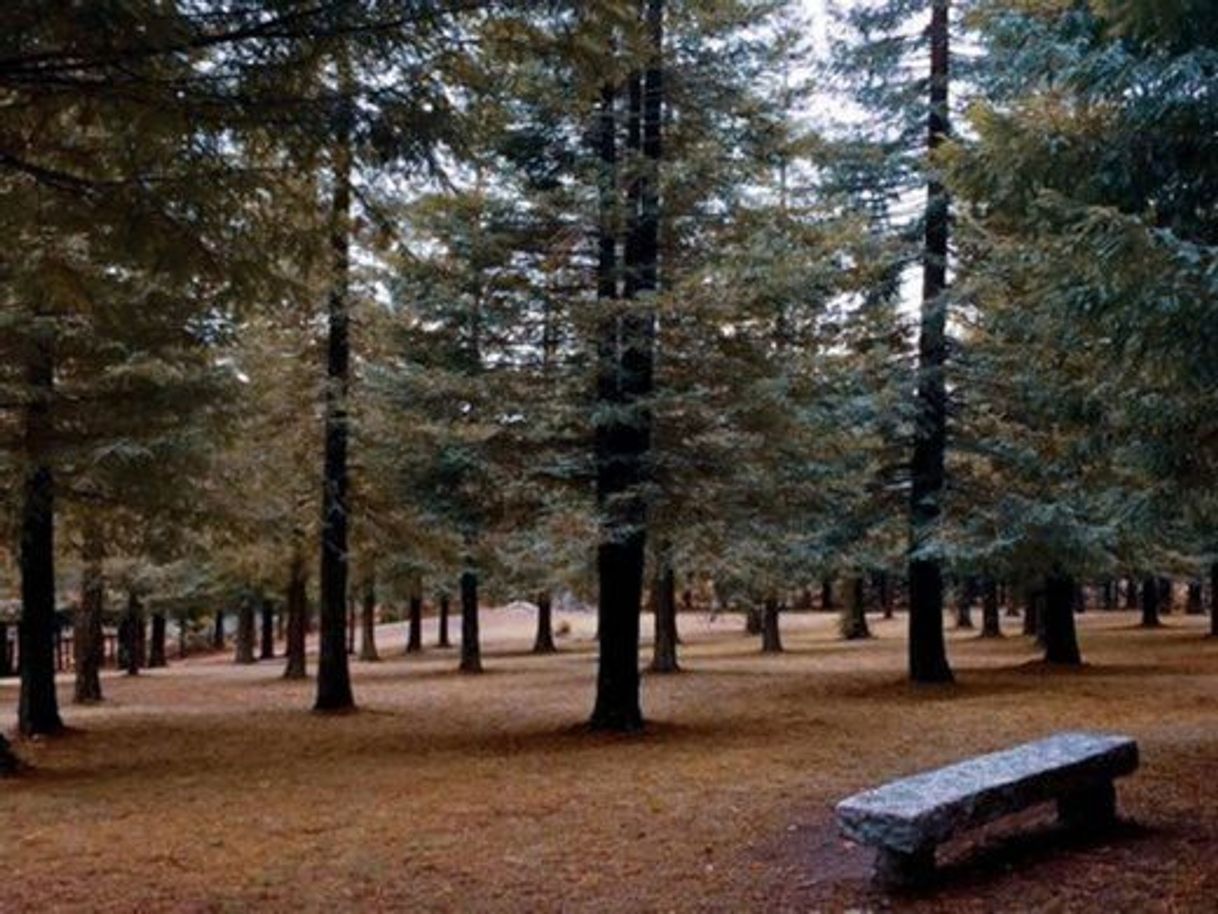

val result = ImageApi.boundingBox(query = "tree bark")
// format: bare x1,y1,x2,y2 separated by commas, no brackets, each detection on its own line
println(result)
1140,575,1161,628
1043,572,1082,665
820,576,834,611
283,551,308,680
314,48,356,713
358,578,379,662
437,593,451,648
761,597,783,653
906,0,954,686
123,591,144,676
148,612,168,668
1124,576,1138,610
459,568,482,674
407,593,423,654
235,596,256,664
1022,587,1040,636
74,528,105,703
533,591,557,655
980,577,1002,638
955,576,975,629
877,571,894,619
650,561,679,671
841,576,871,640
259,598,275,660
212,609,225,650
18,330,63,736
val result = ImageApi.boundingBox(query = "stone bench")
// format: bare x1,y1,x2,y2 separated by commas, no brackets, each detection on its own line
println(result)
835,731,1139,887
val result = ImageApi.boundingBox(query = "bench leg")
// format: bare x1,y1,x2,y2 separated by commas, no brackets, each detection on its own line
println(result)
1058,780,1117,831
874,845,935,888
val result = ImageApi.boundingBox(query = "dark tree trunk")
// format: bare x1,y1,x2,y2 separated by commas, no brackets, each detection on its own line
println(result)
212,609,225,650
123,592,144,676
955,576,976,629
1158,577,1173,614
1102,579,1117,610
258,599,275,660
877,571,894,620
820,576,834,610
148,612,167,668
841,576,871,640
1210,562,1218,637
650,566,679,672
314,53,356,713
906,0,953,686
235,597,256,664
533,591,557,655
346,594,356,655
407,594,423,654
1125,576,1138,610
744,605,762,634
1140,576,1161,628
437,593,451,648
358,578,379,662
74,528,104,703
177,613,188,659
0,623,12,678
980,578,1002,638
1186,580,1203,615
283,551,308,680
459,568,482,674
0,732,19,776
1022,587,1039,636
18,331,63,736
1043,573,1082,665
590,6,662,733
761,597,783,653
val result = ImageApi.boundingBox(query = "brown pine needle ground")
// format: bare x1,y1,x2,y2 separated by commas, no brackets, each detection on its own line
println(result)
2,610,1216,912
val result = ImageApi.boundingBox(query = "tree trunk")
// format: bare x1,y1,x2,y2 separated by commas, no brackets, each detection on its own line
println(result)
1125,576,1138,610
955,576,976,629
906,0,954,686
980,577,1002,638
1186,580,1203,615
761,597,783,653
235,597,256,664
1158,577,1173,614
1140,575,1161,628
533,591,557,654
314,49,356,713
841,576,871,640
177,613,188,659
148,612,167,668
744,605,762,634
407,594,423,654
1102,579,1117,610
74,528,105,703
650,561,679,671
346,594,356,655
1022,587,1040,636
820,576,834,610
212,609,225,650
1043,572,1082,665
358,578,379,662
1210,562,1218,637
18,331,63,736
123,591,144,676
283,551,308,680
258,598,275,660
437,593,451,648
877,571,893,619
459,568,482,674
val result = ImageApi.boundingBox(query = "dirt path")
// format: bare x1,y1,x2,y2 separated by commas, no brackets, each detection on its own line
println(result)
2,610,1215,912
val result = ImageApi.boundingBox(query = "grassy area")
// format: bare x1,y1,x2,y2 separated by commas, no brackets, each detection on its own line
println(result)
2,609,1216,912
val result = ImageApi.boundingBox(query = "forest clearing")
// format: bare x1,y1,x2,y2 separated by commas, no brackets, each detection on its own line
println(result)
3,609,1216,912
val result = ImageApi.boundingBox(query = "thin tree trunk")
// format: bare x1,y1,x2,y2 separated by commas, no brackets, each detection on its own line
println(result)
1022,587,1039,636
283,551,308,680
1186,580,1203,615
1210,562,1218,637
533,591,557,655
124,591,144,676
820,576,834,610
1140,575,1161,628
74,527,104,703
314,49,356,713
1043,572,1082,664
980,578,1002,638
907,0,954,686
955,576,975,629
1125,576,1138,610
235,597,256,664
841,576,871,640
761,597,783,653
459,568,482,674
346,594,356,655
148,612,168,668
407,594,423,653
650,561,679,671
259,598,275,660
212,609,225,650
18,330,63,736
877,571,893,620
358,578,379,662
437,593,451,648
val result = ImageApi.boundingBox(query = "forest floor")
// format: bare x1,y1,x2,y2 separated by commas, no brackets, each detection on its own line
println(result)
2,608,1217,913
